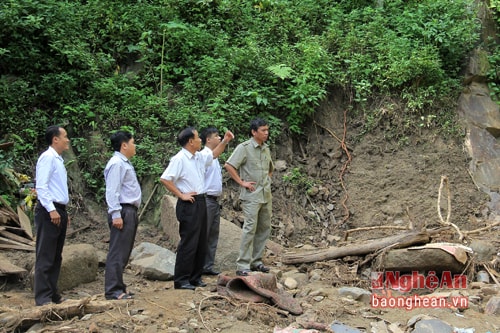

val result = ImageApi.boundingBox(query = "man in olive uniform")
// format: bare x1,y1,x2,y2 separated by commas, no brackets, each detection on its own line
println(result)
224,118,274,276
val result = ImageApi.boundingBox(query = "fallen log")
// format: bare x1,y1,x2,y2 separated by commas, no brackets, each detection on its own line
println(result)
281,230,430,264
0,298,114,332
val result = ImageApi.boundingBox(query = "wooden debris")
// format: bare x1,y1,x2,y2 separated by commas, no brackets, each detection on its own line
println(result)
464,220,500,235
0,253,27,276
0,207,18,225
437,175,465,241
0,228,35,246
0,198,36,257
0,236,35,251
17,206,33,240
281,230,430,264
0,298,115,332
344,225,409,241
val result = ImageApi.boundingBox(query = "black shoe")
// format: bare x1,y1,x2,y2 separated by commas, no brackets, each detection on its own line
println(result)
191,279,207,287
251,264,270,273
54,297,68,304
236,269,252,276
202,269,220,276
174,283,196,290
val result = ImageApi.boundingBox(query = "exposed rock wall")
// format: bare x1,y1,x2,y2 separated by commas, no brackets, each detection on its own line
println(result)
458,1,500,217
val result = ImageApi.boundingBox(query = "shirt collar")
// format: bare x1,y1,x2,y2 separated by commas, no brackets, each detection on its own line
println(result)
48,146,64,160
181,147,196,159
114,151,130,162
250,137,266,149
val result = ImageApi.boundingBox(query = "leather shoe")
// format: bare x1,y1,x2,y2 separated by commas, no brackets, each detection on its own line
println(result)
191,280,207,287
202,269,220,276
174,283,196,290
54,297,68,304
236,269,252,276
251,264,270,273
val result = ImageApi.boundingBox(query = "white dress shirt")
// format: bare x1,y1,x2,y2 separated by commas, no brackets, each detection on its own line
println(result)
36,146,69,212
104,152,142,219
160,148,213,194
202,146,222,197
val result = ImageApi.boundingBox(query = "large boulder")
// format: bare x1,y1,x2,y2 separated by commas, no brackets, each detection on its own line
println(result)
159,195,180,248
58,243,98,291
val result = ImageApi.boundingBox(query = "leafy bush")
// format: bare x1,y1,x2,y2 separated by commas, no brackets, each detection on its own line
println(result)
488,0,500,102
0,0,481,200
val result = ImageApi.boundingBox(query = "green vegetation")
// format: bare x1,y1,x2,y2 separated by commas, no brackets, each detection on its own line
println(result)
0,0,481,203
488,0,500,102
282,167,319,193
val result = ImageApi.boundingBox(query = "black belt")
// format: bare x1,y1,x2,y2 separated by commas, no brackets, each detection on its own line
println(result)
206,195,219,200
37,201,66,210
121,203,138,210
193,193,206,198
53,202,66,210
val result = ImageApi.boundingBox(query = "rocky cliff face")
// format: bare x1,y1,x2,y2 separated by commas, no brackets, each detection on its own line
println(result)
459,1,500,218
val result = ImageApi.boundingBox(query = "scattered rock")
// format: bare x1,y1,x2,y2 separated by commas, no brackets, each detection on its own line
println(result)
484,296,500,315
338,287,371,304
409,317,454,333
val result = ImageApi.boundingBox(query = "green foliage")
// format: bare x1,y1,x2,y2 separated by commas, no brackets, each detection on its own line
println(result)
330,0,478,110
0,0,481,200
488,0,500,103
282,167,319,192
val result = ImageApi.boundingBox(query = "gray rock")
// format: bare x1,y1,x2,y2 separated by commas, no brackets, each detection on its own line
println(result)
338,286,371,304
130,242,176,280
412,319,453,333
469,239,497,263
282,270,308,287
274,160,287,172
485,296,500,315
58,244,98,291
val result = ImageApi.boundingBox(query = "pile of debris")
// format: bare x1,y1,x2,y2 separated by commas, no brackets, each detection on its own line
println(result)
0,196,34,277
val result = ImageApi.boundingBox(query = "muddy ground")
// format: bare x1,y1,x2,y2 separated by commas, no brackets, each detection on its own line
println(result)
1,104,499,332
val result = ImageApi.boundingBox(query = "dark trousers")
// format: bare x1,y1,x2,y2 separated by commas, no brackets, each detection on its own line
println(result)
34,203,68,306
204,196,220,271
104,204,138,299
174,196,208,285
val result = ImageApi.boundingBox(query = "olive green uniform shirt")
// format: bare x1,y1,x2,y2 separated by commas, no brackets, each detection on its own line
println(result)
226,137,274,203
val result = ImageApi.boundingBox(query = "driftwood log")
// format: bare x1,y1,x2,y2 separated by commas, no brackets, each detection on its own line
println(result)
281,230,430,264
0,298,114,332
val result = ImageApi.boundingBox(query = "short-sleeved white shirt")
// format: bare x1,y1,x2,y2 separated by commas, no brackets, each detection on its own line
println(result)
160,147,213,194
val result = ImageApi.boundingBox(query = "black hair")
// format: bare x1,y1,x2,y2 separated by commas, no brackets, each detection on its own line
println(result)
249,118,268,136
177,127,196,147
45,125,61,146
110,131,133,152
200,127,219,145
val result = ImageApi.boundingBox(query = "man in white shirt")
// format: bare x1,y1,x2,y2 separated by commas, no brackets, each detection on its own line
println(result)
34,125,70,306
160,127,233,290
104,131,142,300
200,127,223,276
